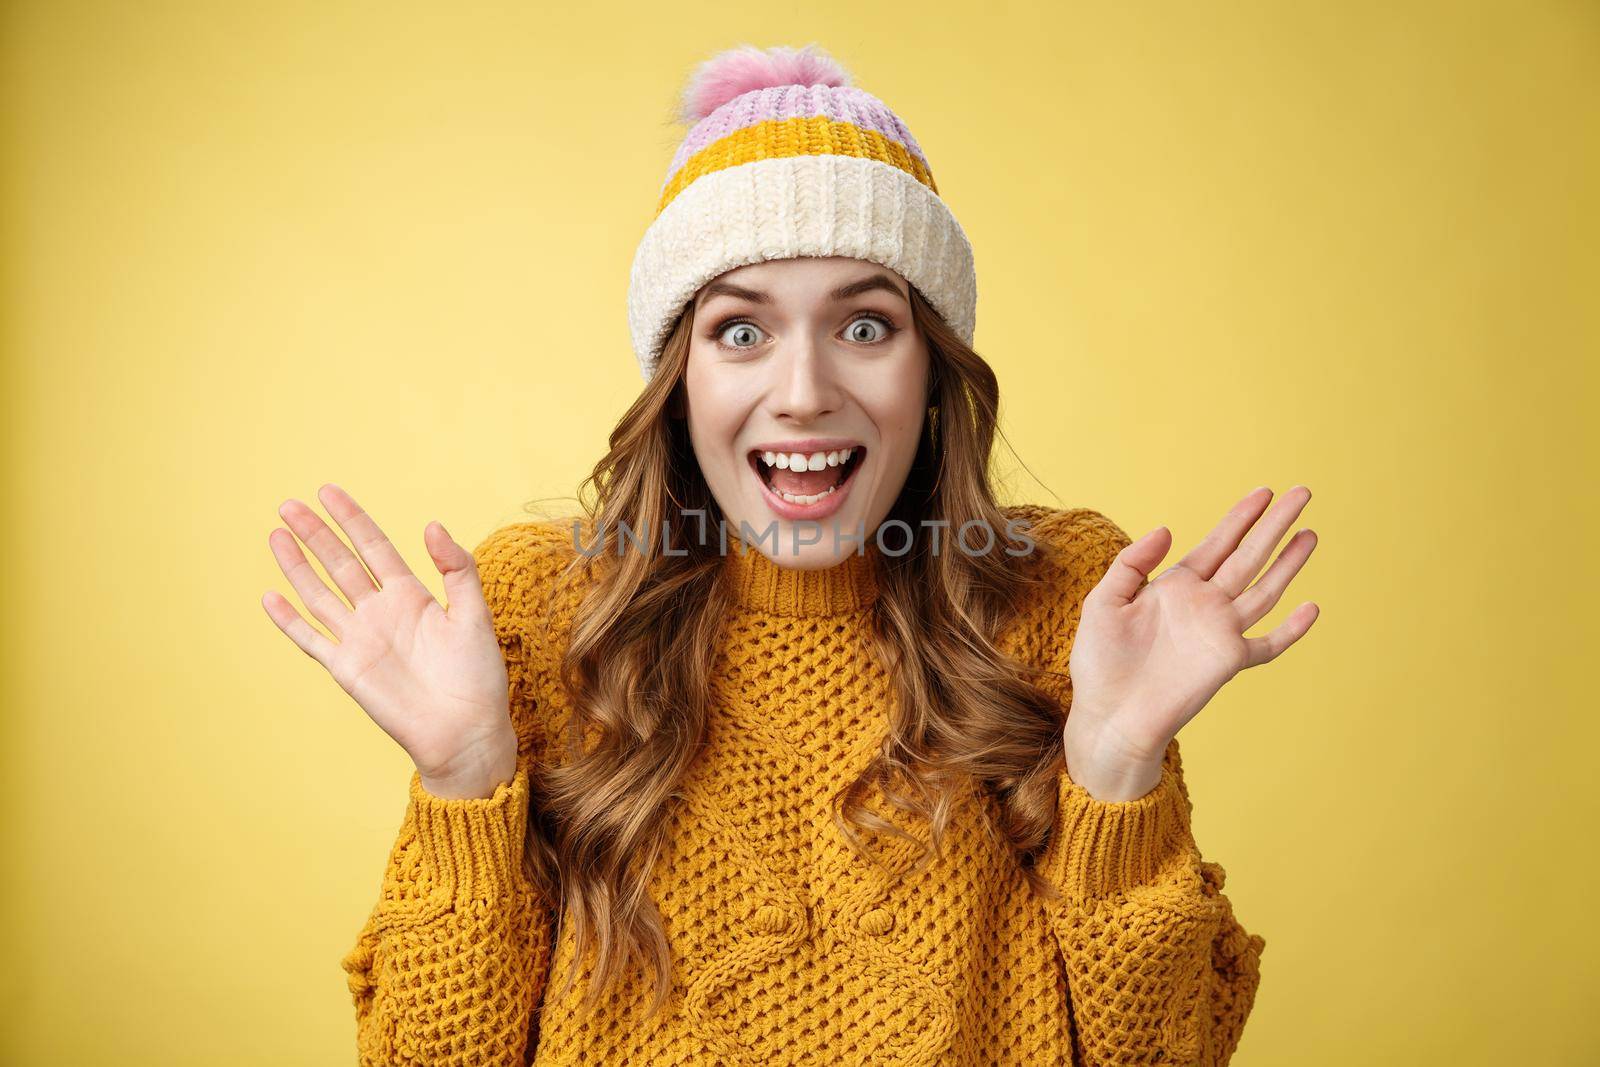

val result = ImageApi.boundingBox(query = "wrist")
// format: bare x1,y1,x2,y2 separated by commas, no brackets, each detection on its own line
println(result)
418,760,517,801
417,733,519,800
1062,722,1165,803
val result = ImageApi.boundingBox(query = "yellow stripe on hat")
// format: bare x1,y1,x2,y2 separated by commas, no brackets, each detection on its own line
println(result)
656,115,939,217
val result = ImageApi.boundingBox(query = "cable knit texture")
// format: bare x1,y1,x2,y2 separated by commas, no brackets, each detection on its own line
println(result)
340,504,1266,1065
627,153,976,382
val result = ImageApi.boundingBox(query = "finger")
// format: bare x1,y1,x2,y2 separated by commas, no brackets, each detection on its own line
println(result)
1235,528,1318,629
427,522,493,629
1242,601,1319,669
1212,485,1312,599
261,589,338,667
1090,525,1172,607
277,495,380,607
1175,487,1276,583
317,483,415,587
268,526,351,637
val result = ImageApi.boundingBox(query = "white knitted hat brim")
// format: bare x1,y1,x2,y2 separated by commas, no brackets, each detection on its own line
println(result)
627,154,977,381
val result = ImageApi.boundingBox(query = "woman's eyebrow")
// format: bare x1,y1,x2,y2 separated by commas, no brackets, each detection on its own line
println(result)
698,273,908,308
699,281,770,306
829,274,907,303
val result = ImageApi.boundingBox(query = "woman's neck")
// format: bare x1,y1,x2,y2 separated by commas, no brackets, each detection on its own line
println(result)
720,530,881,616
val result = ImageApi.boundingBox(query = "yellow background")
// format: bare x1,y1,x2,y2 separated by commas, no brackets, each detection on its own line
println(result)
3,1,1594,1063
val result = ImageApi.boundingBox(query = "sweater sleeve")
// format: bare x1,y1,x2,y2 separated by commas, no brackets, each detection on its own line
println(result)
1028,507,1267,1066
338,524,562,1066
1035,738,1266,1066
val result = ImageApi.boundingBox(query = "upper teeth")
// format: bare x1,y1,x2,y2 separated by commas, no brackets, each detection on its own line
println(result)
760,448,855,470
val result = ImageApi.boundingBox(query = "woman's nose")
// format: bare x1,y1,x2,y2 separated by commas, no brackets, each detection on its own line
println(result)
767,341,844,421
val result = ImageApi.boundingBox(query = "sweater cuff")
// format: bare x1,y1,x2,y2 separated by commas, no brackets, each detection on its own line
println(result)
1036,758,1196,903
407,765,531,909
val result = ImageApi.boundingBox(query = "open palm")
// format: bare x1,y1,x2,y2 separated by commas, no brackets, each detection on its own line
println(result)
1068,486,1319,773
262,484,514,788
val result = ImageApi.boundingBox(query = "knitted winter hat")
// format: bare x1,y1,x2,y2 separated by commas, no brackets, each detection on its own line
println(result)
626,43,977,381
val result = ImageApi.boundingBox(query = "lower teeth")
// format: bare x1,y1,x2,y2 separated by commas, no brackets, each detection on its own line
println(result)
776,483,838,505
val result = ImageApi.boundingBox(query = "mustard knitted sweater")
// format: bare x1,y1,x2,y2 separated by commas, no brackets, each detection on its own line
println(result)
340,505,1266,1065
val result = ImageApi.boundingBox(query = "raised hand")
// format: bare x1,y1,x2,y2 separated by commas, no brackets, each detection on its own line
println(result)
1064,486,1319,802
261,484,517,799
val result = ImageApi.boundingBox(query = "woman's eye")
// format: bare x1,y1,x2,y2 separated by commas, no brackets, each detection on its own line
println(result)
845,315,893,344
717,321,767,349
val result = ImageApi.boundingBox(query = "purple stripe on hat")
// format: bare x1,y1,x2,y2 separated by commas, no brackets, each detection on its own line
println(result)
661,84,931,193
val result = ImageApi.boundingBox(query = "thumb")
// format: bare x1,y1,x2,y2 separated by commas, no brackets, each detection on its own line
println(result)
1092,525,1171,607
426,522,492,627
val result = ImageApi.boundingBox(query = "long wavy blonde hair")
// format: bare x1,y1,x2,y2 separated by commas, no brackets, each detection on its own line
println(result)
520,281,1073,1020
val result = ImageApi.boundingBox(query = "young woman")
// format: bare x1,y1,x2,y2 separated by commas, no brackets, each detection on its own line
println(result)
264,44,1317,1066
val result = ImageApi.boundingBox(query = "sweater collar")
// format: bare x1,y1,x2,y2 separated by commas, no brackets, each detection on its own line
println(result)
720,530,881,616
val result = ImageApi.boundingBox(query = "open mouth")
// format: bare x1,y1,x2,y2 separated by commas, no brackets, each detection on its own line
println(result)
747,446,866,506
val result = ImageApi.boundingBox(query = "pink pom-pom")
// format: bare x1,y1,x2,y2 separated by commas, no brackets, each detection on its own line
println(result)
677,43,852,125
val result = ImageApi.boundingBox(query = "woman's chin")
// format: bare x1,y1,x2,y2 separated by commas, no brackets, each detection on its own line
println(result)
725,496,871,554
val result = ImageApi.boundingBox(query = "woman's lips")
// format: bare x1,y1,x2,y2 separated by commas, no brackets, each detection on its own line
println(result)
747,448,864,522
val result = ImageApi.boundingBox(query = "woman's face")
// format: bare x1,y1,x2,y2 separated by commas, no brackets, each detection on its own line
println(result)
681,255,930,568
